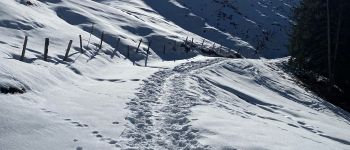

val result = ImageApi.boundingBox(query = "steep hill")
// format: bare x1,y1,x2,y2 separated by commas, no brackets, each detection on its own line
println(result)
1,0,349,150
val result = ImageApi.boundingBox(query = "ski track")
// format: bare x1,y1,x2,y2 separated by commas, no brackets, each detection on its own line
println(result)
122,58,225,149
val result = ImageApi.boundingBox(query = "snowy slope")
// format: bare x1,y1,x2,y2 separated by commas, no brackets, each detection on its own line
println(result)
189,59,350,149
1,0,350,150
143,0,298,58
120,58,350,149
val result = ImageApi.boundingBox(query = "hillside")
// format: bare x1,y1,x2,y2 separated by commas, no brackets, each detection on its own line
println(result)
0,0,349,150
144,0,299,58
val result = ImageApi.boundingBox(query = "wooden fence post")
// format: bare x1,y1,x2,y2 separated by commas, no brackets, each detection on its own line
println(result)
185,37,188,44
79,35,83,53
112,38,120,58
43,38,49,61
212,43,216,49
20,36,28,61
191,38,194,46
145,41,152,67
136,39,142,53
201,39,205,47
63,40,73,61
127,45,130,58
99,32,104,49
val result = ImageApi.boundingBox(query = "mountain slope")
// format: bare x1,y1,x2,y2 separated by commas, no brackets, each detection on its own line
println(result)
144,0,299,58
1,0,349,150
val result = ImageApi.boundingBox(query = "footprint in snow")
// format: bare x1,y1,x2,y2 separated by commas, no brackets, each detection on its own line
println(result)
71,121,88,127
109,140,117,144
40,108,58,114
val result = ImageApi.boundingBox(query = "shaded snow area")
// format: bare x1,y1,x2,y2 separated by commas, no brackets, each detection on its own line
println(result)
0,0,350,150
144,0,299,58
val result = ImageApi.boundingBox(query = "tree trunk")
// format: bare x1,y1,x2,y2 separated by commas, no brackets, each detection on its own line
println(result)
333,7,343,80
326,0,333,86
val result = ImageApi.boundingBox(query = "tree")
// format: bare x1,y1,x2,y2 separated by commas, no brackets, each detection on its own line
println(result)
289,0,350,105
326,0,332,86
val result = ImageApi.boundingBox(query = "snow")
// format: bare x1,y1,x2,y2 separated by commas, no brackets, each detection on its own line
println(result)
0,0,350,150
189,59,350,149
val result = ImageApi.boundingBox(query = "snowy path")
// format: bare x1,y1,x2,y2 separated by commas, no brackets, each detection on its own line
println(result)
120,58,350,149
122,58,224,149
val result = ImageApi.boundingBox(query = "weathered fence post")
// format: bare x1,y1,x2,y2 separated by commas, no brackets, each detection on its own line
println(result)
127,45,130,58
79,35,83,53
136,39,142,53
212,43,216,49
145,41,152,67
112,38,120,58
201,39,205,47
191,38,194,46
63,40,73,61
185,37,188,44
20,36,28,61
43,38,49,61
87,23,94,48
99,32,104,49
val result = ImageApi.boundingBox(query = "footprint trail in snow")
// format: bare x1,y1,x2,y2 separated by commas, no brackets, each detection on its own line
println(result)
122,58,224,149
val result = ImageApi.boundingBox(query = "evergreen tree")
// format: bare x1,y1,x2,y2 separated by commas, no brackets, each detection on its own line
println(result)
289,0,350,104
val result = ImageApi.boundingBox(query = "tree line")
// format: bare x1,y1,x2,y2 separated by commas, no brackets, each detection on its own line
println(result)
289,0,350,110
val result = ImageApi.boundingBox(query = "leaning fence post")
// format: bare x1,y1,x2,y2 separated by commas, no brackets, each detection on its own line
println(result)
185,37,188,44
63,40,73,61
79,35,83,53
20,36,28,61
99,32,104,49
112,38,120,58
145,41,152,67
44,38,49,61
136,39,142,53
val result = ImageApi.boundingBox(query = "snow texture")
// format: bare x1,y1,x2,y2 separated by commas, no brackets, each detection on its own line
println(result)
0,0,349,150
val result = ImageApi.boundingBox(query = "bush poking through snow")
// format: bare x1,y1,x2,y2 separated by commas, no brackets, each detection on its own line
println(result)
22,0,34,6
0,86,26,94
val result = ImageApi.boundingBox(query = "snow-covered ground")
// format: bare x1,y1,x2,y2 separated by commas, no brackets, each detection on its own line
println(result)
1,0,350,150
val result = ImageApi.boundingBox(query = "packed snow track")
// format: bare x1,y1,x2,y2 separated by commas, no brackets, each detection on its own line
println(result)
122,58,223,149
